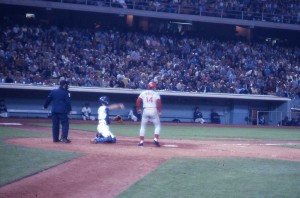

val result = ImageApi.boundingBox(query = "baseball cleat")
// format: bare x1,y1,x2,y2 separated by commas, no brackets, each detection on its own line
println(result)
138,142,144,147
60,138,71,143
153,140,160,147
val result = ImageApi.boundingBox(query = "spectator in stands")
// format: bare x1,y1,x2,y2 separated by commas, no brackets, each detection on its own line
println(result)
4,72,14,83
210,109,221,124
1,23,300,100
114,0,127,8
193,106,205,124
0,99,8,118
0,73,5,83
82,103,95,120
58,0,300,24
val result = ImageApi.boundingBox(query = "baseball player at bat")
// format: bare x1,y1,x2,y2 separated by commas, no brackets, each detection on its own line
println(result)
90,96,124,144
136,82,162,147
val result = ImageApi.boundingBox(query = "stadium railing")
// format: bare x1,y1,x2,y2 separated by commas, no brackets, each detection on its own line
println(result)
39,0,300,25
7,109,78,119
6,109,202,123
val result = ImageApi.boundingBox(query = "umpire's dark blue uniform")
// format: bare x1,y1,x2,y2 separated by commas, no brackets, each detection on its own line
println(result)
44,80,72,142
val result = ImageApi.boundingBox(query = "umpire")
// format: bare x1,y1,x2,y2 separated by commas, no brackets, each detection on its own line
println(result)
43,80,72,143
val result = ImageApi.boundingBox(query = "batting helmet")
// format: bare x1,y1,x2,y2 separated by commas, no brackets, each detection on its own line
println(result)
148,82,157,89
99,96,110,105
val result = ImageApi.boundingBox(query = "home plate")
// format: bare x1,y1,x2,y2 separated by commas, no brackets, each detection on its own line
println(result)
163,144,178,148
0,123,23,126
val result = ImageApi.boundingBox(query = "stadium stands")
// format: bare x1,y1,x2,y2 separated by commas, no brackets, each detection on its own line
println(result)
0,0,299,101
0,23,299,99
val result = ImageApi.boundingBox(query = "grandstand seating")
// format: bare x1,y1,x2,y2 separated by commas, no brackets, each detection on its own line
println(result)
0,0,299,100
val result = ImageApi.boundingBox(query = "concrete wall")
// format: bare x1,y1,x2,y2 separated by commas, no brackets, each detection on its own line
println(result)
0,85,290,125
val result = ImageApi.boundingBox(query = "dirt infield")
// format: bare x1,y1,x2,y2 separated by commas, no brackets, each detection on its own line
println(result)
1,119,300,198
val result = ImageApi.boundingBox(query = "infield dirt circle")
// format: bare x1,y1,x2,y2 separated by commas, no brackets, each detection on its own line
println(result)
1,119,300,198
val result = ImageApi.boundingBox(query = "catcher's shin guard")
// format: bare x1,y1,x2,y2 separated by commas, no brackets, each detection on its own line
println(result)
111,137,117,143
94,136,117,143
106,136,117,143
95,136,106,143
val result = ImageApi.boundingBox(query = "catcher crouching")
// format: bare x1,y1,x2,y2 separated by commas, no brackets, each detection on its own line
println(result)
91,96,124,144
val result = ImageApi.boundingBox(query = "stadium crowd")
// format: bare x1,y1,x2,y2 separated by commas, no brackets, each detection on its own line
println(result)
1,23,299,99
57,0,300,24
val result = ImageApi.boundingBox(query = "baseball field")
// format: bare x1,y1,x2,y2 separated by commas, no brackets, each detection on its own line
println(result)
0,118,300,198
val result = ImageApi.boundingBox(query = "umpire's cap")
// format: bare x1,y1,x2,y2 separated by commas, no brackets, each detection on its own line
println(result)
59,80,69,86
59,80,69,89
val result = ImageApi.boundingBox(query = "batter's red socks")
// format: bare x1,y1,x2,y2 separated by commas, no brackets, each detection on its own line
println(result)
154,134,159,141
140,136,144,143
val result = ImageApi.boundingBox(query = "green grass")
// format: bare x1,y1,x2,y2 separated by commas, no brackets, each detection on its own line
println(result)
0,127,81,186
2,122,300,197
282,144,300,149
118,158,300,198
33,122,300,140
0,127,50,139
148,125,300,141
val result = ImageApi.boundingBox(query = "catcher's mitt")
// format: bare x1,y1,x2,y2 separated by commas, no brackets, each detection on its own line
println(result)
112,115,123,122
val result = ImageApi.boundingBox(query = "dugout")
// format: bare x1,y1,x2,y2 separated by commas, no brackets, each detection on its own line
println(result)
0,83,292,126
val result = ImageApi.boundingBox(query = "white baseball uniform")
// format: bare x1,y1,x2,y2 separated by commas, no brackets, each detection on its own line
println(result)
136,90,161,137
97,105,115,138
82,106,92,120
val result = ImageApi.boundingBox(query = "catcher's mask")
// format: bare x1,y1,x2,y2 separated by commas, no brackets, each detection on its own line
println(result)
99,96,110,105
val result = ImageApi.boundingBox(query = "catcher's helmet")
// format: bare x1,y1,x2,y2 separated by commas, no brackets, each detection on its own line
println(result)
99,96,110,105
148,82,157,89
